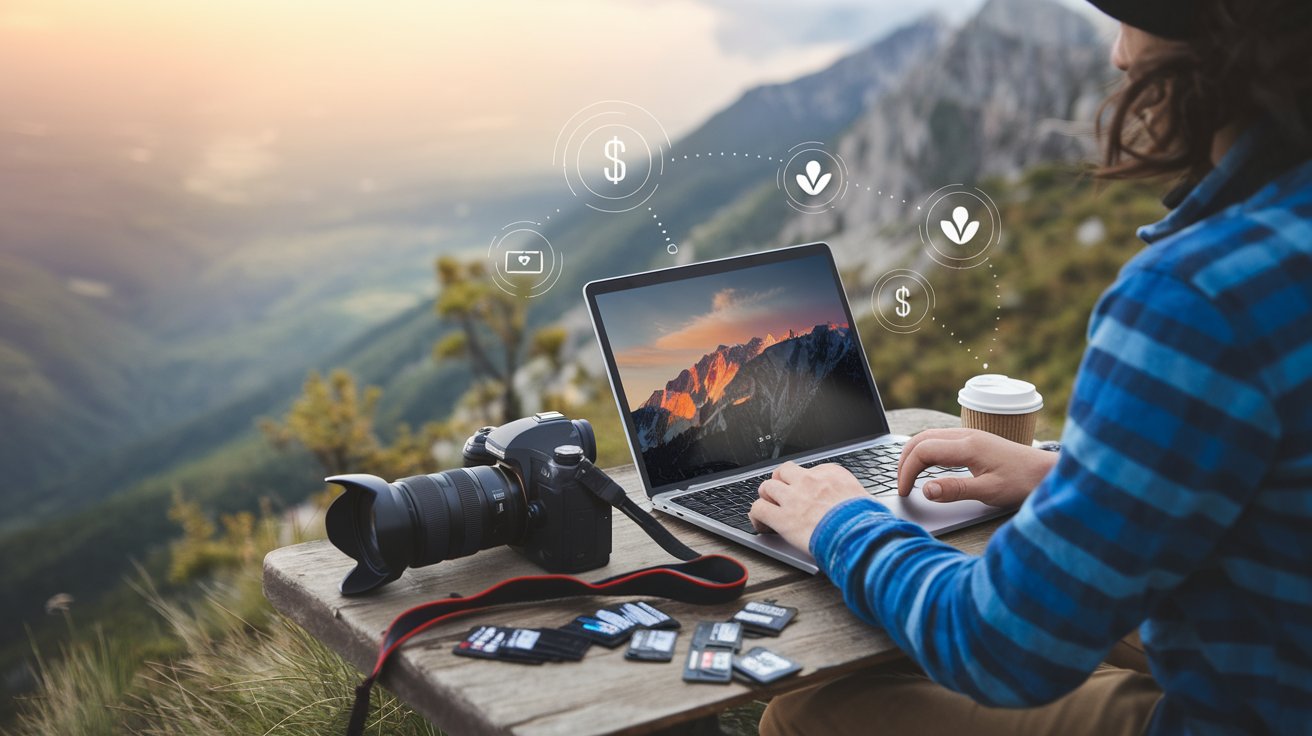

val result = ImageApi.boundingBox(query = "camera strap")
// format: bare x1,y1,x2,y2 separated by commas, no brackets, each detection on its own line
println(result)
347,459,749,736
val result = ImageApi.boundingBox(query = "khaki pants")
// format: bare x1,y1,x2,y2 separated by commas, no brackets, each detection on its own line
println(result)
760,633,1161,736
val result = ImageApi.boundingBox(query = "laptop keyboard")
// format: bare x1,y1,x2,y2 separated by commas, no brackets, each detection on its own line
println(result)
669,443,966,535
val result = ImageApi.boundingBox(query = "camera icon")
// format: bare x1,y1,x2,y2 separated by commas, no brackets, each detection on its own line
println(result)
505,250,544,275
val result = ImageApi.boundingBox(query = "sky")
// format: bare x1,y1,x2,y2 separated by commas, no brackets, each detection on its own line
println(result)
595,254,849,410
0,0,1061,204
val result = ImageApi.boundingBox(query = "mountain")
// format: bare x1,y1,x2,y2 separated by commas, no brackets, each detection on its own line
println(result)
635,333,781,448
669,0,1114,272
676,17,951,159
523,15,951,329
0,115,557,497
634,323,880,487
9,13,946,505
778,0,1114,257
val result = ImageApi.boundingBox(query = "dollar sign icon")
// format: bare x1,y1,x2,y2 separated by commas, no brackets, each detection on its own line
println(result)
604,136,627,184
894,285,912,318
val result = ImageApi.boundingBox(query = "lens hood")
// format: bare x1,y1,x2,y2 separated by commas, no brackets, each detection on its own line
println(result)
325,473,413,595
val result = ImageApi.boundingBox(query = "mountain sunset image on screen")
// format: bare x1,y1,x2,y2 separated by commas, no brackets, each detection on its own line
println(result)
594,253,884,488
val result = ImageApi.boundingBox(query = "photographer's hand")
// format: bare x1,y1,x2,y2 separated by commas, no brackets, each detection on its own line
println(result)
749,462,867,551
896,428,1057,508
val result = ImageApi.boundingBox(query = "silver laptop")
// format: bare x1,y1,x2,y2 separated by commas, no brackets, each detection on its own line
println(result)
583,242,1007,573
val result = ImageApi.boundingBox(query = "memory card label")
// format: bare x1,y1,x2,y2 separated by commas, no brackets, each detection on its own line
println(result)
682,645,733,683
505,629,540,650
733,647,802,684
732,600,797,636
617,601,680,630
744,601,790,618
594,609,637,631
456,625,506,658
625,628,678,662
691,621,743,652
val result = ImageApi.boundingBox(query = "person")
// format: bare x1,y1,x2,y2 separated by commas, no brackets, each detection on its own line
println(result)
748,1,1312,733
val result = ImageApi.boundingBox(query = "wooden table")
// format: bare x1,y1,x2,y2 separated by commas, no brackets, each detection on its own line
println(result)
264,409,1006,735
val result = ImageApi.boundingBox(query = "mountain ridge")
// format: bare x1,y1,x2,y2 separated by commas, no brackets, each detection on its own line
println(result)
780,0,1113,258
635,322,875,486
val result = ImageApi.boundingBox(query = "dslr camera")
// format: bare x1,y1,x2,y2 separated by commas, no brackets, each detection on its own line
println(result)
325,412,611,595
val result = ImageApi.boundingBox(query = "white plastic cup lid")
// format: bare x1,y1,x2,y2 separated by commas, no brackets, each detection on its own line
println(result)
958,374,1043,415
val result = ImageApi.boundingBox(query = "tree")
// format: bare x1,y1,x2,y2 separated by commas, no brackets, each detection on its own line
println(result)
530,325,568,371
260,370,383,477
260,369,445,479
433,256,555,424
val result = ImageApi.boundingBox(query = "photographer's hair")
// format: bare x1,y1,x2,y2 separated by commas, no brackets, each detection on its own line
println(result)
1098,0,1312,181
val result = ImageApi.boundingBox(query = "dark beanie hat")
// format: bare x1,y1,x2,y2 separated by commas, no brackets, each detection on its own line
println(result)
1086,0,1196,40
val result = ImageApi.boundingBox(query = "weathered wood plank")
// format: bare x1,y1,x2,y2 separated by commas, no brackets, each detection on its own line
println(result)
263,408,1004,735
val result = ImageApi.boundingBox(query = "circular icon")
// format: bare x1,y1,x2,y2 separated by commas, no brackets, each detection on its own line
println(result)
871,269,934,334
918,185,1000,269
778,142,848,214
554,101,670,214
488,222,564,299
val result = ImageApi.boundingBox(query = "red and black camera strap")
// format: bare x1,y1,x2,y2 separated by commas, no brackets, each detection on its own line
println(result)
346,461,749,736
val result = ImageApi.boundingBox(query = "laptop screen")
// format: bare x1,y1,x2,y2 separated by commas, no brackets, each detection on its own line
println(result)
586,244,889,494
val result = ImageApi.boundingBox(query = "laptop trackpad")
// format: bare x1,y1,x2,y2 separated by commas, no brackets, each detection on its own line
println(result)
877,489,1006,536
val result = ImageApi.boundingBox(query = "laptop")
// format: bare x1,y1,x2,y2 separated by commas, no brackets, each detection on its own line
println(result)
583,242,1008,573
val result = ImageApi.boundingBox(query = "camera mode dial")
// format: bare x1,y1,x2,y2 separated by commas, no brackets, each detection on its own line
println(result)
553,445,585,466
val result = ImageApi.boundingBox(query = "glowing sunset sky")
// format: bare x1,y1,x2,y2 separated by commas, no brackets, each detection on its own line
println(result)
0,0,1006,198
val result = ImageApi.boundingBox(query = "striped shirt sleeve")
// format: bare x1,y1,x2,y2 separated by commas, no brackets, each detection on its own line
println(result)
809,265,1279,707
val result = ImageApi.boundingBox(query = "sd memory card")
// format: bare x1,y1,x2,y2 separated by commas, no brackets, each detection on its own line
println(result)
559,615,632,648
691,621,743,652
615,601,681,630
682,645,733,684
625,628,678,662
733,646,802,684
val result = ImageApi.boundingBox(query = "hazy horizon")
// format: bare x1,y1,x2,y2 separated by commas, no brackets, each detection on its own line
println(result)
2,0,1065,207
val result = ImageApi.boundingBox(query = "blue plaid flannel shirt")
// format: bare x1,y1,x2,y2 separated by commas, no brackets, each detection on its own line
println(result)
811,124,1312,734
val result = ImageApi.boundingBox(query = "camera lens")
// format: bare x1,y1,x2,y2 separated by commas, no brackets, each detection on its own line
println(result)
325,466,527,595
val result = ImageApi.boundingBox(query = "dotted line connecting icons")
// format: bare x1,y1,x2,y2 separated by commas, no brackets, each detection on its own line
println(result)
931,262,1003,369
871,269,935,334
777,141,849,215
918,184,1001,270
553,100,672,214
488,221,564,299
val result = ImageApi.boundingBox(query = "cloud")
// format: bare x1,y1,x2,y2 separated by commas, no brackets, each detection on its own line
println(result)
614,345,693,369
653,286,785,351
183,129,279,204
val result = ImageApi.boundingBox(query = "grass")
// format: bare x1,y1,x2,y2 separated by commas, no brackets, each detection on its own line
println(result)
8,491,767,736
9,564,768,736
9,566,441,736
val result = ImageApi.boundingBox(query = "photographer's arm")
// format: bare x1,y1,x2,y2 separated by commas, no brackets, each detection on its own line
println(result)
752,269,1276,706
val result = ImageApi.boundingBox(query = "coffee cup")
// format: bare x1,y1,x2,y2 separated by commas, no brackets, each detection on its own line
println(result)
958,374,1043,445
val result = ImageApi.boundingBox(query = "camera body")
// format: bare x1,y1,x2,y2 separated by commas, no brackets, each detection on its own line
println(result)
461,412,610,573
325,411,610,595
